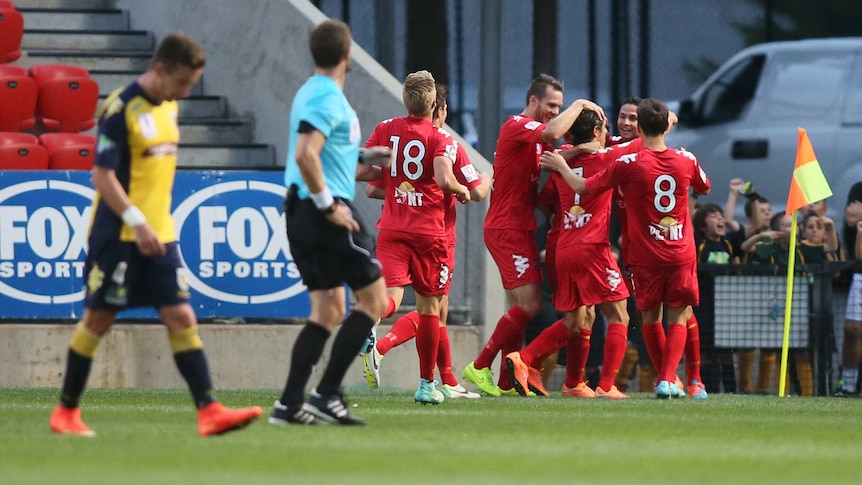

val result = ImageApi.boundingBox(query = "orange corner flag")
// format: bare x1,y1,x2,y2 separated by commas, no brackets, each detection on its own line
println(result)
786,127,832,214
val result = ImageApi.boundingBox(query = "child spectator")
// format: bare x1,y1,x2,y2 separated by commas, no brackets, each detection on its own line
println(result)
693,203,738,393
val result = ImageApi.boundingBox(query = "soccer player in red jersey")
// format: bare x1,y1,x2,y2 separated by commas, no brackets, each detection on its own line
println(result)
541,98,711,399
507,109,630,398
363,71,471,404
463,74,605,396
361,84,490,399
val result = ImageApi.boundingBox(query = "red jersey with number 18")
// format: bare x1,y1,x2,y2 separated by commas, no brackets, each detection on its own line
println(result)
585,146,711,266
366,116,457,236
484,114,554,231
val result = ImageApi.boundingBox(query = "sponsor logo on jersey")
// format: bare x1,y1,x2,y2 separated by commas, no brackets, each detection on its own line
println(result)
649,216,684,241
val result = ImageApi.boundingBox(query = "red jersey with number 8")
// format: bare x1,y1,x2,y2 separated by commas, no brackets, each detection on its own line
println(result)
585,146,711,266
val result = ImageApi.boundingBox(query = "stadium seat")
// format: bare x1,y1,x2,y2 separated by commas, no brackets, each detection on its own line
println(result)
29,65,99,132
39,133,96,170
28,64,91,81
0,64,37,131
0,132,49,170
0,3,23,63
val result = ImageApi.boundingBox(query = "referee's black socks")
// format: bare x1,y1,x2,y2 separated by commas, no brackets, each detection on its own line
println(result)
317,311,375,396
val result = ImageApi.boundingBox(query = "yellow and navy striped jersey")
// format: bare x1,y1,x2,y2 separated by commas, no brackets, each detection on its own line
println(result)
91,81,179,243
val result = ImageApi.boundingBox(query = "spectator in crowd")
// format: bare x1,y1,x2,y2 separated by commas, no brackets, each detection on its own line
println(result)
693,203,739,393
725,183,773,393
835,182,862,396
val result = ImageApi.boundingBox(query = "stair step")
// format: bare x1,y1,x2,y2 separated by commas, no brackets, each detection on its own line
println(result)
90,70,204,97
22,30,154,51
19,8,130,31
100,95,227,119
21,50,151,71
178,119,253,145
178,144,277,169
14,0,115,8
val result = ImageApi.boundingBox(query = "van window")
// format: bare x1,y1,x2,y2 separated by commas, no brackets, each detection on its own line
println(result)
763,51,851,119
698,54,765,125
842,53,862,125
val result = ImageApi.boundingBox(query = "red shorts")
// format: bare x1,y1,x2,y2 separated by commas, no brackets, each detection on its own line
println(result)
553,243,629,312
378,229,450,296
446,237,456,275
484,228,541,290
629,259,699,311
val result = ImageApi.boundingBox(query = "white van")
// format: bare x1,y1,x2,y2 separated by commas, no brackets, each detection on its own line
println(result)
666,38,862,216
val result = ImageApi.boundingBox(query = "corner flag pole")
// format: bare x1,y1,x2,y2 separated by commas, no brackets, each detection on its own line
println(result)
780,127,833,396
778,215,799,397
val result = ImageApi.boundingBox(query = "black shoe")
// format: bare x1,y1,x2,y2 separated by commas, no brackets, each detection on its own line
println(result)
302,389,365,425
268,400,319,425
833,387,860,398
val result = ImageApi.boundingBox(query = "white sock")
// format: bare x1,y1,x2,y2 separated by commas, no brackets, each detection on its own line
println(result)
842,368,858,391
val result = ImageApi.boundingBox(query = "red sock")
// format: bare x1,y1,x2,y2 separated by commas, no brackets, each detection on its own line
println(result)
564,328,592,388
474,306,531,370
598,323,628,391
661,323,687,382
416,314,440,381
436,326,457,386
685,314,702,384
376,311,418,355
382,295,397,319
521,319,568,368
642,322,666,371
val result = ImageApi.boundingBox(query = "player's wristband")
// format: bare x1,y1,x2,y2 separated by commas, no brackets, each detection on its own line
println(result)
310,187,335,211
121,205,147,228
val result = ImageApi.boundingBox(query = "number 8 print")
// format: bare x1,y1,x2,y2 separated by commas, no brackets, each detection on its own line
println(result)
389,135,426,181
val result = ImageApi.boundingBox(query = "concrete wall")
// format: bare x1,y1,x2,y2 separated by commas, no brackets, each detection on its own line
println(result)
1,324,484,390
117,0,504,330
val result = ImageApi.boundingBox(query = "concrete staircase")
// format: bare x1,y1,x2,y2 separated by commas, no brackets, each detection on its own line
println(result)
13,0,276,168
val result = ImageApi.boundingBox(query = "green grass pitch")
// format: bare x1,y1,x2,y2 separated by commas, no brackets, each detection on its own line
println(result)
1,387,860,484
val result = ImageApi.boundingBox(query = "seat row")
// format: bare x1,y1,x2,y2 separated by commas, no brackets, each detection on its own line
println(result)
0,132,95,170
0,64,100,133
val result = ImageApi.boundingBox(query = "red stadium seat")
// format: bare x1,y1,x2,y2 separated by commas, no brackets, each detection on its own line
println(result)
40,133,95,170
29,65,99,132
0,132,49,170
0,64,37,131
0,4,23,63
28,64,91,82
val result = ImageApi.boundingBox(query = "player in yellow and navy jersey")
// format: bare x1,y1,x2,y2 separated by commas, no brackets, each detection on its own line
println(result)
49,32,262,438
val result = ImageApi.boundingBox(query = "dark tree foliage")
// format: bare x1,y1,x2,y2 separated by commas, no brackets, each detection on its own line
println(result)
406,0,448,84
736,0,862,44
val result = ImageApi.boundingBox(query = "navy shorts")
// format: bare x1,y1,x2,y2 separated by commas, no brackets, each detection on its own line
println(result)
284,192,381,292
83,239,191,310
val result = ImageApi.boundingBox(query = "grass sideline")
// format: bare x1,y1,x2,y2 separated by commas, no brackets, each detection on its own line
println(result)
1,387,860,484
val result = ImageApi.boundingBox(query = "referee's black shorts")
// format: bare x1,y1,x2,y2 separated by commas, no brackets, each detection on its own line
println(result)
284,192,381,292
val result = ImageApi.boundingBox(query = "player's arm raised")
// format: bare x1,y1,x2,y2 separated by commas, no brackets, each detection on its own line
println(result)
542,99,606,143
540,150,588,195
